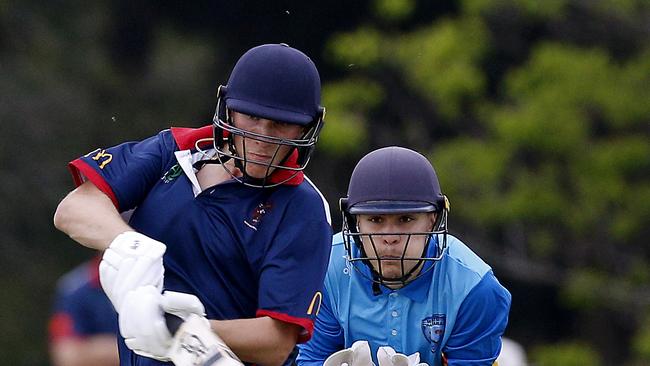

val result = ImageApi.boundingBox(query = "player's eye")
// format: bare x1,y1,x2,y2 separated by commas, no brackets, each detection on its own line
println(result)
368,216,383,224
399,215,414,223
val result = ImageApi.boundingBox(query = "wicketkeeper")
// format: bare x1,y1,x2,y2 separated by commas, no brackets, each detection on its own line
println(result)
297,147,511,366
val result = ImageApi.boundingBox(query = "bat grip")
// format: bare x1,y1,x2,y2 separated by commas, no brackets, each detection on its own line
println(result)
165,313,185,335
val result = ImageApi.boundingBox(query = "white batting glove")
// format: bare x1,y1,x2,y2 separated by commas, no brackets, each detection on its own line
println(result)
167,314,243,366
324,340,375,366
377,347,428,366
119,286,172,361
119,287,208,361
161,290,209,328
99,231,166,311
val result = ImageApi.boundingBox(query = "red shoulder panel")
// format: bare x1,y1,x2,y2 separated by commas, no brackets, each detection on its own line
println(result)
171,125,213,151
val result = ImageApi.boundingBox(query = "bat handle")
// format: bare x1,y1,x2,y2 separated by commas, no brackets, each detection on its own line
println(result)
165,313,185,335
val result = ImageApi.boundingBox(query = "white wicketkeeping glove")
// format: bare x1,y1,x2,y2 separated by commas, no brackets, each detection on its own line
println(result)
324,340,375,366
119,286,207,361
100,231,166,311
377,347,428,366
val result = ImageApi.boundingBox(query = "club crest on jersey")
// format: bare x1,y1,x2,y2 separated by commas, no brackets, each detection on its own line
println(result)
244,202,272,231
422,314,446,353
162,163,183,183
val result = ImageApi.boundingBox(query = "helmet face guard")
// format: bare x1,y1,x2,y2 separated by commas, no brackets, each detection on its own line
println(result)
340,146,450,288
209,85,324,188
195,44,325,188
340,197,450,288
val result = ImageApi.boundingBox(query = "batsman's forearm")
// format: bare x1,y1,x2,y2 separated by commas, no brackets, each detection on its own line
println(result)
211,316,300,366
54,181,132,250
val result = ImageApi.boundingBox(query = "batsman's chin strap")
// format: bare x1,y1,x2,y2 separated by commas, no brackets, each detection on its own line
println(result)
192,156,231,170
191,155,284,188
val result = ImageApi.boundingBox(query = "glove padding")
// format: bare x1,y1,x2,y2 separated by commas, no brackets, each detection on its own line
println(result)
324,340,375,366
162,291,210,328
119,286,207,361
377,347,428,366
100,231,166,311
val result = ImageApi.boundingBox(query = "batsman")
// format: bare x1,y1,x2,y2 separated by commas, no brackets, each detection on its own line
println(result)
54,44,332,366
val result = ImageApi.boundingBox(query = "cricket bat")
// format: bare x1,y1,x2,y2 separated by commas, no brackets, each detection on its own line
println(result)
165,313,244,366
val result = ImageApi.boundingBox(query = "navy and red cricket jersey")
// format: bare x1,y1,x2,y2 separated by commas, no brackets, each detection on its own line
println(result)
68,126,332,365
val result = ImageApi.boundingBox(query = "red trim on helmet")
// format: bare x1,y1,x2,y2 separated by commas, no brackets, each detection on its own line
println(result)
256,309,314,343
171,125,213,150
68,159,119,209
48,313,78,342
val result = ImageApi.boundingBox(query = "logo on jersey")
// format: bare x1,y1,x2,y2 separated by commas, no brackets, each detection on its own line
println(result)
422,314,446,353
85,148,113,169
306,291,322,317
243,202,272,231
162,163,183,183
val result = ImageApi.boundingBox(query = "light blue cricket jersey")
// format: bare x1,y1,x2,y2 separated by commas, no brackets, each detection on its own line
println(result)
297,232,511,366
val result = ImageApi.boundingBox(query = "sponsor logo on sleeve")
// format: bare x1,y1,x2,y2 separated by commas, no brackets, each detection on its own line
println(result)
85,148,113,169
306,291,322,317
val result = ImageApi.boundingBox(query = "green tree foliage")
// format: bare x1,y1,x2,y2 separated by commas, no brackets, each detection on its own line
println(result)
3,0,649,364
463,0,570,18
372,0,416,22
319,79,382,154
1,2,220,365
323,0,649,363
633,314,650,363
531,342,602,366
395,18,489,119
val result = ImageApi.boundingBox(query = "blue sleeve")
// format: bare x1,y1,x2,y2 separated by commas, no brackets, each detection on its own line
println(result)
70,130,176,211
257,191,333,341
444,271,511,365
297,284,345,366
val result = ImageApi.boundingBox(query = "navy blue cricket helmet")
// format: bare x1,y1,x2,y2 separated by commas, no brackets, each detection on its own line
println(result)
211,43,325,187
340,146,450,287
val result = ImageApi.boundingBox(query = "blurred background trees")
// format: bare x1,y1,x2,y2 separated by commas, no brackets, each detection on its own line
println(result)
1,0,648,364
